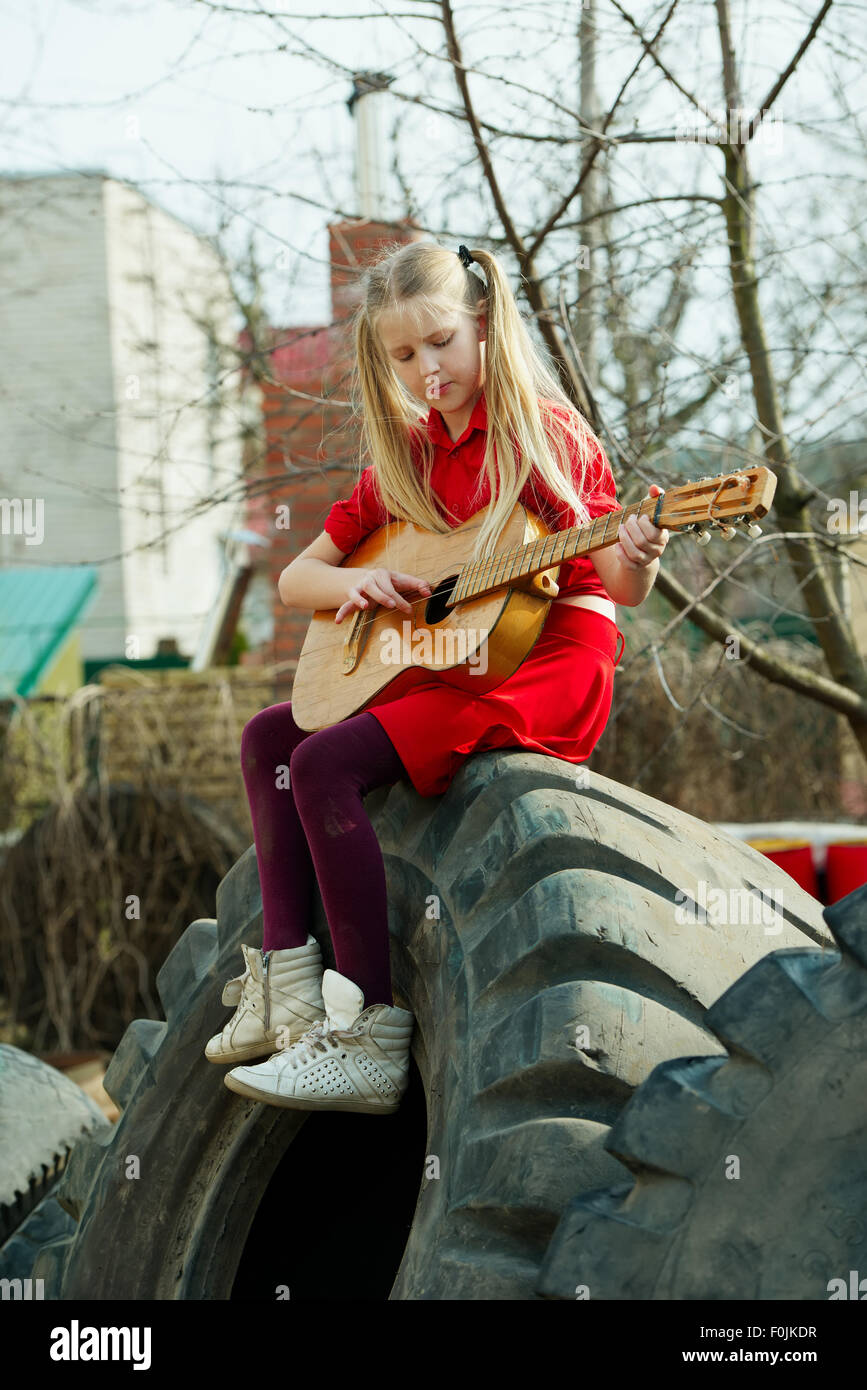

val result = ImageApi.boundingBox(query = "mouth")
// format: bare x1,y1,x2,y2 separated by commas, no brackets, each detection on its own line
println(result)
426,381,452,396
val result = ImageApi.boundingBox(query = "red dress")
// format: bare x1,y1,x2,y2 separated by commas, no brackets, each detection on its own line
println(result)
322,392,626,798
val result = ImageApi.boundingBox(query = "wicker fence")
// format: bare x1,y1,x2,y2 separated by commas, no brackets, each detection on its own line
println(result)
0,664,293,1052
0,663,296,843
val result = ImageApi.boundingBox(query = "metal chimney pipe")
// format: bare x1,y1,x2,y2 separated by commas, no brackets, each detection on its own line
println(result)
347,72,394,219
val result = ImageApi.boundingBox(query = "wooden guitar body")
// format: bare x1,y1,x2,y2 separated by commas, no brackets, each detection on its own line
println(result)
291,502,560,731
290,463,778,732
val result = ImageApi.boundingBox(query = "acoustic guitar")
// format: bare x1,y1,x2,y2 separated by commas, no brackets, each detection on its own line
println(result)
291,467,777,731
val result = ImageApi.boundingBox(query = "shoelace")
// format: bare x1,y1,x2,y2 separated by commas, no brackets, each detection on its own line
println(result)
284,1016,367,1069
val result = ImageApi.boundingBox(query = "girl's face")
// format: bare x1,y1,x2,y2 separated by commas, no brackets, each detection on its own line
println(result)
378,298,487,414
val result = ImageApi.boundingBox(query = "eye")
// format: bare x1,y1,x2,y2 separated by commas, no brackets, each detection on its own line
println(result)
396,333,454,363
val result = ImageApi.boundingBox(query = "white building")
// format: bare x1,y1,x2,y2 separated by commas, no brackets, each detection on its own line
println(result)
0,171,246,662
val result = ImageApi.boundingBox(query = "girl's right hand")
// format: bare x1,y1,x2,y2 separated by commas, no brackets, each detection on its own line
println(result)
335,568,432,624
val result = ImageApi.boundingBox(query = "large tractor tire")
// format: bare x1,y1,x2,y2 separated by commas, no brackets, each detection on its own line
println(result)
0,1045,108,1283
537,883,867,1301
31,751,830,1300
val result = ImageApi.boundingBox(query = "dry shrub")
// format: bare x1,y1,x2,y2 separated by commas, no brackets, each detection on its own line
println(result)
0,781,246,1053
0,669,282,1053
591,616,851,823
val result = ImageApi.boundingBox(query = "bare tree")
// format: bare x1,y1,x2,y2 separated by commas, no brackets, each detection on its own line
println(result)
435,0,867,756
9,0,867,769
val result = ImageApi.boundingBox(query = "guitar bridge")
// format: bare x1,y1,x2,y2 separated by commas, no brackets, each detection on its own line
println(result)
342,606,373,673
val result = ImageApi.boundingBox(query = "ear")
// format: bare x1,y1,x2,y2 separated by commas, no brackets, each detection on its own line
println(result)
476,306,487,341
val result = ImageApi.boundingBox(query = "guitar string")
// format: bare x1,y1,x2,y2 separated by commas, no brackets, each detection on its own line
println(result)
296,510,630,660
293,483,755,661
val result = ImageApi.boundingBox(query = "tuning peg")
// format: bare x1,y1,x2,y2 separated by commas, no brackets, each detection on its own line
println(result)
719,525,737,540
695,528,712,546
745,521,762,538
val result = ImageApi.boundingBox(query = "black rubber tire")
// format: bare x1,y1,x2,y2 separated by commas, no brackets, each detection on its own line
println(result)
31,751,830,1300
0,1194,77,1285
0,1045,108,1275
536,883,867,1300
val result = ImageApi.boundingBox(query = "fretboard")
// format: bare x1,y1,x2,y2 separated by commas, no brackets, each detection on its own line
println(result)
451,497,652,603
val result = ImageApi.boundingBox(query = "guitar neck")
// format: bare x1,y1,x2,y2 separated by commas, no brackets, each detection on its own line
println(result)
451,497,654,604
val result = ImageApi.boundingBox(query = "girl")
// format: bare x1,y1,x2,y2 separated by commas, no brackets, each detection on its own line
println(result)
207,240,668,1116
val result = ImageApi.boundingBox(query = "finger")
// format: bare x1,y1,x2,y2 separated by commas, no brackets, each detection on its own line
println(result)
395,572,432,592
627,517,662,550
617,527,646,565
381,576,417,612
618,522,639,554
384,585,412,613
636,515,663,542
361,579,394,607
639,527,666,552
376,582,411,613
337,588,369,621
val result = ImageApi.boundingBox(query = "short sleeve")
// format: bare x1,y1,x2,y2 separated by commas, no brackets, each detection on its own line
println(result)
322,465,391,554
525,404,622,529
582,438,622,521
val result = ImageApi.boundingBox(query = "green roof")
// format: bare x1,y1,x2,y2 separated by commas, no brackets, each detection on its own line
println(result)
0,566,98,698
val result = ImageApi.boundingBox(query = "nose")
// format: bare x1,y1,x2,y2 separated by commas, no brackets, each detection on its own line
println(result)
417,347,441,377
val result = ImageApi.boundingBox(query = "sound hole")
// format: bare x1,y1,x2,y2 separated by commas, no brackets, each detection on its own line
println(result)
424,575,460,624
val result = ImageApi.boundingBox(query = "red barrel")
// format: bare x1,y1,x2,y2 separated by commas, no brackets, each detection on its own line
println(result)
825,840,867,904
746,838,819,899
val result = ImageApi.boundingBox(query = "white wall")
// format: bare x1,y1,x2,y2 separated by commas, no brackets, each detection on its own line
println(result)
102,178,243,659
0,172,245,661
0,175,125,650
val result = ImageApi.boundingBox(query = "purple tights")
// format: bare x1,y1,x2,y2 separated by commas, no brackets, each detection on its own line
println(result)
239,701,407,1007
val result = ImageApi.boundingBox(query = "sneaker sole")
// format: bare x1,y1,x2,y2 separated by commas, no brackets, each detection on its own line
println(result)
223,1072,402,1113
204,1041,278,1064
204,1020,327,1065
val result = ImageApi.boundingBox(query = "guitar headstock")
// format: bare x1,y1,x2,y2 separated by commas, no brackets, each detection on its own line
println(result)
652,466,776,545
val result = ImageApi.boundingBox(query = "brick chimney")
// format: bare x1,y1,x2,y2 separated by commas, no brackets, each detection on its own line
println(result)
241,73,425,695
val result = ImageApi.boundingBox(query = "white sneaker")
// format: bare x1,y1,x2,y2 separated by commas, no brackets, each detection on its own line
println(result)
223,968,415,1113
204,936,326,1064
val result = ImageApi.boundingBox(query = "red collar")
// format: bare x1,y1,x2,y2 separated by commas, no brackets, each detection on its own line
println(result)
422,389,487,452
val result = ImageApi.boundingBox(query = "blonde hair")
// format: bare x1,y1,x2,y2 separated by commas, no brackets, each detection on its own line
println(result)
350,238,608,566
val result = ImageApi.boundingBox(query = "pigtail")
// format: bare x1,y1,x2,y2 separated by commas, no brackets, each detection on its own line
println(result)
348,239,611,569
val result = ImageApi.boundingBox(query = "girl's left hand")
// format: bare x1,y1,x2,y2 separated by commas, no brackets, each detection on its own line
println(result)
613,483,669,571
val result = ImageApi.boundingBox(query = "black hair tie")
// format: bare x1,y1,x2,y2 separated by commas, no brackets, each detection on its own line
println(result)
457,244,475,268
